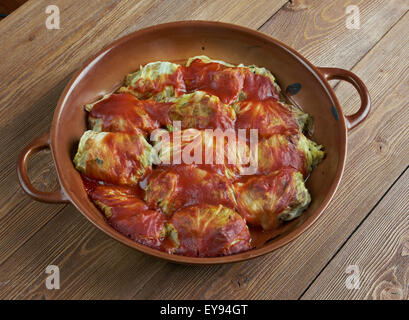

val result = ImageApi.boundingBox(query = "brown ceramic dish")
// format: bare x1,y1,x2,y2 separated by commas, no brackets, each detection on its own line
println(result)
17,21,370,264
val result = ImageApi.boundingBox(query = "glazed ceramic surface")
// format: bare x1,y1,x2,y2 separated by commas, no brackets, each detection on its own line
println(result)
18,21,370,264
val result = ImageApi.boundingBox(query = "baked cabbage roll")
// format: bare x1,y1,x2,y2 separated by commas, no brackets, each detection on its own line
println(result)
73,131,154,185
234,168,311,230
183,55,281,104
234,98,311,137
256,133,324,176
119,61,186,101
89,185,166,248
151,128,252,179
166,91,236,130
145,165,237,216
166,204,251,257
85,92,161,136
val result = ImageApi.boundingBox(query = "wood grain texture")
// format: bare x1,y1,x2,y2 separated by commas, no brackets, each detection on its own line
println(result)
0,0,409,300
302,167,409,300
128,2,409,300
134,5,409,300
0,0,27,14
260,0,409,69
0,0,286,265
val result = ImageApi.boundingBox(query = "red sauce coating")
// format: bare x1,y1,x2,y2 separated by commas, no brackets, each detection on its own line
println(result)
168,94,235,131
169,205,251,257
235,98,299,137
256,134,307,177
79,59,312,257
89,93,161,135
81,175,100,194
129,66,186,98
182,59,280,104
88,183,165,249
143,101,172,126
235,168,298,230
155,129,254,180
146,165,237,215
183,60,243,104
242,70,280,101
83,131,151,186
89,92,236,135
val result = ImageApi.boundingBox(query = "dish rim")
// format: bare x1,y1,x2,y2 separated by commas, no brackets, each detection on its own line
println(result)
47,20,347,264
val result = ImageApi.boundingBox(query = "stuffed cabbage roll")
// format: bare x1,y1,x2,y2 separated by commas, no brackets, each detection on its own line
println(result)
166,204,251,257
73,131,154,185
85,92,162,136
167,91,236,130
183,56,281,104
151,128,252,179
119,61,186,101
145,165,236,216
256,133,324,176
234,98,311,137
234,168,311,230
89,185,166,248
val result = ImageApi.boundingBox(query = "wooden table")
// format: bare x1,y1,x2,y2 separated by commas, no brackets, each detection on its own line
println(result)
1,0,408,300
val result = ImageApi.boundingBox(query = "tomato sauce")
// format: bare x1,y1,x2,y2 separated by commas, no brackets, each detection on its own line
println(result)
130,66,186,98
183,60,243,104
146,165,237,214
169,204,251,257
89,93,161,135
182,59,280,104
79,58,309,256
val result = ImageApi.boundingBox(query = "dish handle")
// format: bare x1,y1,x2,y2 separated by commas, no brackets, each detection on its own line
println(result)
17,132,69,203
318,67,371,130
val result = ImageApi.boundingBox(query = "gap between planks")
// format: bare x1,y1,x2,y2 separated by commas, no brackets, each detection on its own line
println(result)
0,0,286,263
298,164,409,299
257,1,290,31
329,10,409,92
4,1,408,299
295,10,409,298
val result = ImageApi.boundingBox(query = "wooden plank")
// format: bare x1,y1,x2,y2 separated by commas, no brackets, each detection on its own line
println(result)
136,6,409,299
302,167,409,300
0,199,169,299
260,0,409,69
0,0,286,267
1,1,408,299
0,0,27,14
0,0,288,298
132,2,409,300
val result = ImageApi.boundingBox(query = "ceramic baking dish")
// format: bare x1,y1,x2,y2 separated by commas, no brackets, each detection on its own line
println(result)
17,21,370,264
